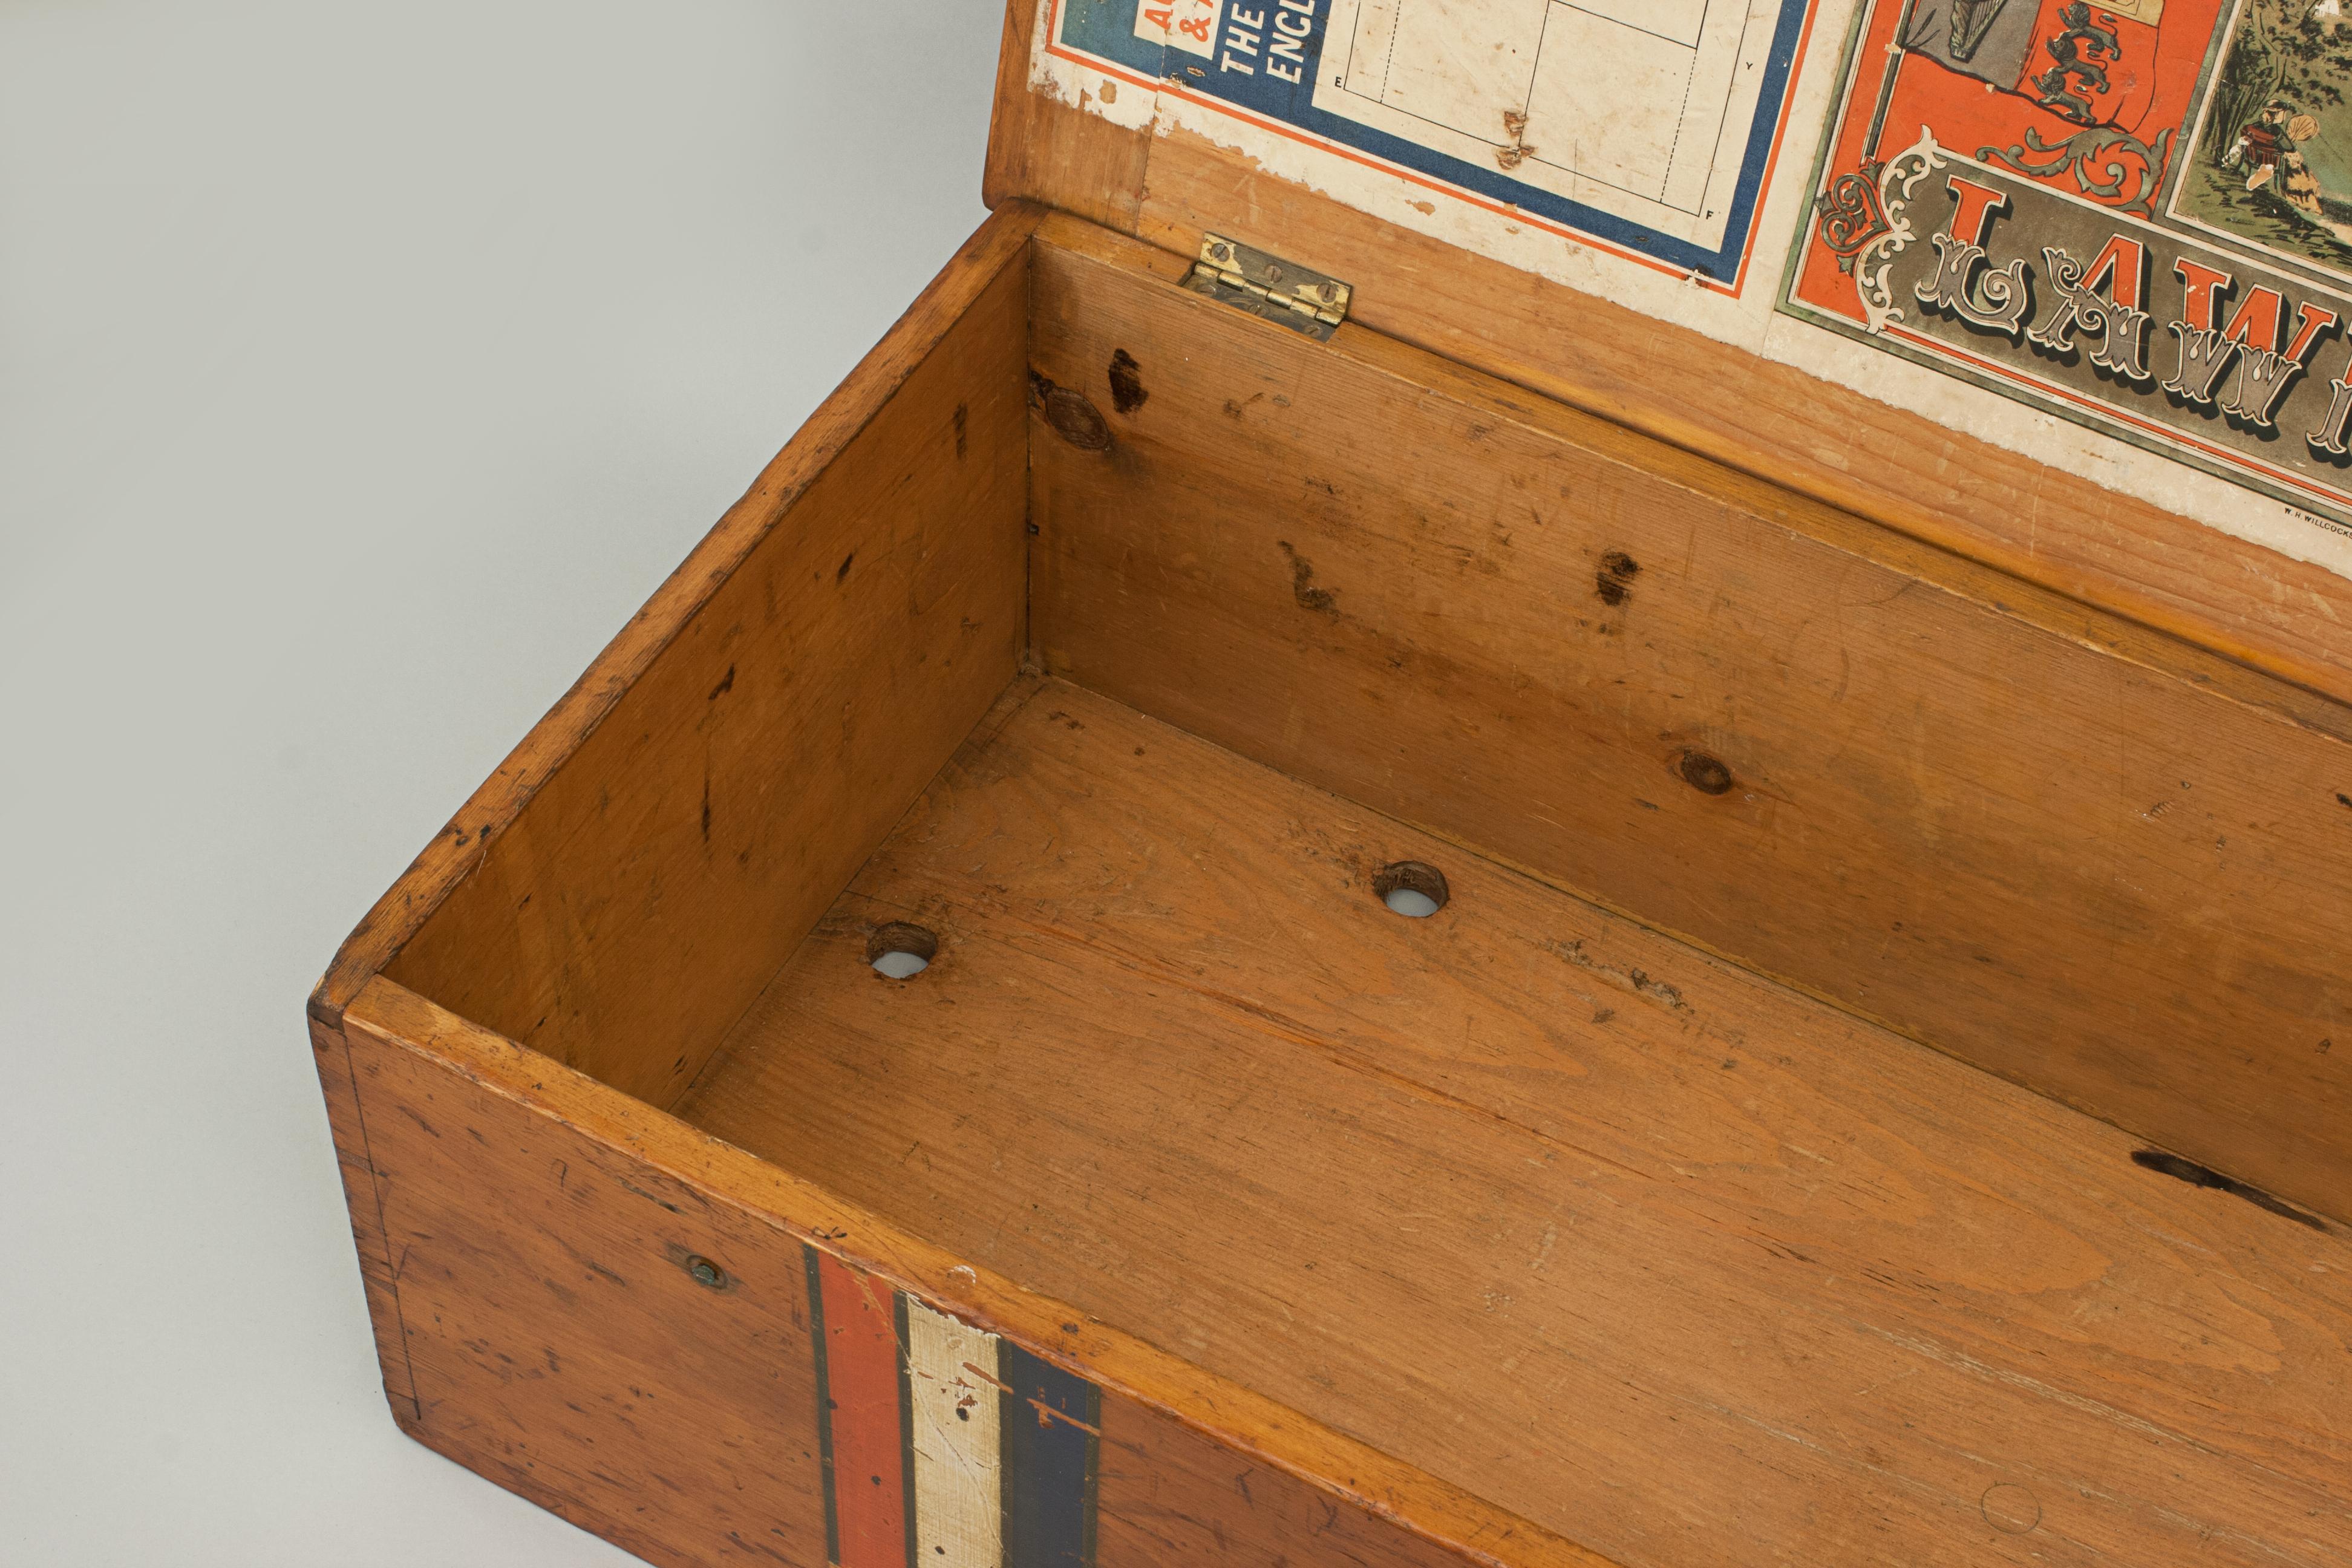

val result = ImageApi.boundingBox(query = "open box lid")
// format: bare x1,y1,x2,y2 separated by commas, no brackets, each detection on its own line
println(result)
984,0,2352,705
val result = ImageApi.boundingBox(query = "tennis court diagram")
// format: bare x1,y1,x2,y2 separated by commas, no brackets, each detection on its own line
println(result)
1039,0,1815,286
1314,0,1795,252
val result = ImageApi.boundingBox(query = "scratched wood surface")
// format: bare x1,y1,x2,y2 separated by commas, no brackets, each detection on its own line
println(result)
1022,219,2352,1226
984,0,1146,233
337,977,1624,1568
368,224,1031,1108
341,999,835,1568
679,676,2352,1568
981,0,2352,710
313,206,1045,1040
1095,1396,1508,1568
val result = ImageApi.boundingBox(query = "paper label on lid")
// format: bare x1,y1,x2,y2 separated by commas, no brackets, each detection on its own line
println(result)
1042,0,1818,289
1028,0,2352,577
1781,0,2352,539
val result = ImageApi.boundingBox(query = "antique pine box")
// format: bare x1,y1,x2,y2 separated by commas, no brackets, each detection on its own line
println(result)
311,4,2352,1566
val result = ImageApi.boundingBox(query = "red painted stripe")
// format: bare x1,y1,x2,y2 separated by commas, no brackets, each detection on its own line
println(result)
817,1252,908,1568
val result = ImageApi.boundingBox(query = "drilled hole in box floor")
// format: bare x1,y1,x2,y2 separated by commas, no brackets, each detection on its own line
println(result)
1374,860,1449,918
866,921,937,978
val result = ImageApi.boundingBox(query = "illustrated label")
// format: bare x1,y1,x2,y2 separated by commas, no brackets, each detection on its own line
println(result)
1044,0,1821,289
1784,0,2352,532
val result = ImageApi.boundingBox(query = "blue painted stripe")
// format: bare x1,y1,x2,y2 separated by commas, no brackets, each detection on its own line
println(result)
998,1342,1099,1568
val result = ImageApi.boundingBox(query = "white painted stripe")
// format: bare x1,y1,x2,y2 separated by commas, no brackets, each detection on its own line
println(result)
904,1298,1004,1568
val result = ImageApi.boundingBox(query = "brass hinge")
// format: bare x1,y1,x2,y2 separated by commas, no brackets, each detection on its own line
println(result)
1182,235,1351,341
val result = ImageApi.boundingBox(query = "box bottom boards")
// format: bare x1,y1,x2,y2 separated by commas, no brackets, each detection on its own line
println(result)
650,676,2351,1568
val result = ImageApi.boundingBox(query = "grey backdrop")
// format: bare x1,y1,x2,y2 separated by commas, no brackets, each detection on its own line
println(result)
1,4,999,1561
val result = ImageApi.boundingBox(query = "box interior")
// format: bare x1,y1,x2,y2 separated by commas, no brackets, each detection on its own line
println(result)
675,669,2350,1566
375,218,2352,1568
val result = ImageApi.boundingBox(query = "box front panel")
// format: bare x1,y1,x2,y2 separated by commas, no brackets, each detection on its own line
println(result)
334,1007,1537,1568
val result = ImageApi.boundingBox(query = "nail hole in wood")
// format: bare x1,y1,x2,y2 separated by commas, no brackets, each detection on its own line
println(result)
685,1255,728,1290
1373,861,1449,918
1108,348,1148,414
1595,550,1640,606
1679,750,1734,795
867,921,938,979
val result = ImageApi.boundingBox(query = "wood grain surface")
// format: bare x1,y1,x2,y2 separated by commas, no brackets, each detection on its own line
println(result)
366,225,1031,1107
1095,1399,1513,1568
981,0,2352,709
342,998,835,1568
984,0,1146,233
338,976,1625,1568
308,202,1044,1044
1023,221,2352,1224
307,70,2352,1567
681,676,2352,1568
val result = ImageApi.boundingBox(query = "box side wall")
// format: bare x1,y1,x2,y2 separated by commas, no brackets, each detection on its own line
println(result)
1025,224,2352,1225
376,246,1033,1109
981,0,2352,711
330,979,1623,1568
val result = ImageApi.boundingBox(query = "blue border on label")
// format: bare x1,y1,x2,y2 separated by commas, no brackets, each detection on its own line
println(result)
1052,0,1809,282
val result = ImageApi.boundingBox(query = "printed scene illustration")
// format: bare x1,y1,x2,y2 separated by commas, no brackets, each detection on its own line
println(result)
2175,0,2352,272
1783,0,2352,535
1041,0,1819,290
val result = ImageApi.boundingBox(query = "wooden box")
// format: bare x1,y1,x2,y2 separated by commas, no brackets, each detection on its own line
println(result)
311,6,2352,1566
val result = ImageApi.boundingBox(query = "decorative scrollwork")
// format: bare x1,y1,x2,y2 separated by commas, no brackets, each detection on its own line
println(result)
1819,167,1892,271
1976,123,2175,217
1838,129,1948,334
